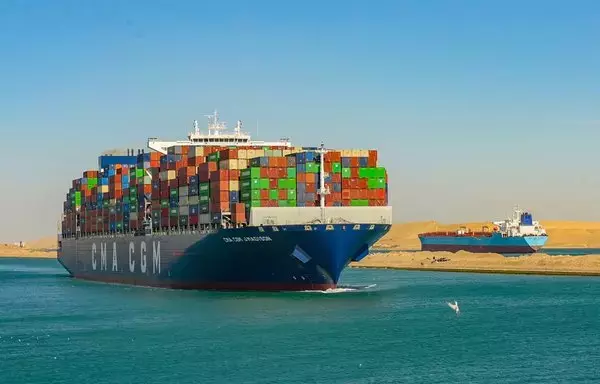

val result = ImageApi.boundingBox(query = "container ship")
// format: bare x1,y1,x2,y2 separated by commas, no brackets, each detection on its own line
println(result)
57,110,392,291
418,207,548,254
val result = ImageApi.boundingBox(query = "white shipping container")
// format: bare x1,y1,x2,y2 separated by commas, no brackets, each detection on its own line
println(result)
179,205,189,215
199,214,211,224
179,196,189,206
179,186,188,197
188,196,200,205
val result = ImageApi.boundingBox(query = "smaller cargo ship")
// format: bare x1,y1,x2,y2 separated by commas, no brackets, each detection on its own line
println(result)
418,207,548,254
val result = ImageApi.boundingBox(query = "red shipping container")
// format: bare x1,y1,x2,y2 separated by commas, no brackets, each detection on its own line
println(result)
278,190,287,199
130,220,138,229
260,190,269,199
358,179,368,189
305,183,316,193
260,168,269,178
178,166,197,178
211,202,230,212
297,173,306,183
189,215,199,226
269,179,278,189
168,180,178,188
143,184,152,195
214,170,230,181
161,208,169,218
376,189,386,199
211,180,229,191
342,190,351,200
305,173,316,183
278,168,287,178
324,163,332,173
170,217,178,227
351,168,359,178
213,191,230,202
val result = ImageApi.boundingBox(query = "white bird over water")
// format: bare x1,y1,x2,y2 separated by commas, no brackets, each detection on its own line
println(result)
447,300,460,315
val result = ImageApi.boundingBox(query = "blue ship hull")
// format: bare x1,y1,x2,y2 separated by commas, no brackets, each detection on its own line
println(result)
57,223,390,291
419,232,548,254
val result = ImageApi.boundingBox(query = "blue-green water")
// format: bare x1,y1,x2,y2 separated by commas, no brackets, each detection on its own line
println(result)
2,257,600,383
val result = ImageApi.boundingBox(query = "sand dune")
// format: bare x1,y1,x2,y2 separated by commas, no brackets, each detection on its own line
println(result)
0,236,57,258
352,250,600,276
374,220,600,250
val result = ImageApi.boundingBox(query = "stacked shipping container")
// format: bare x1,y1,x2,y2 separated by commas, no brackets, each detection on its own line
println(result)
61,146,388,236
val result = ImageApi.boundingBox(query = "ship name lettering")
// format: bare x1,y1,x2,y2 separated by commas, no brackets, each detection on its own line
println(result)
112,243,118,272
152,241,161,274
140,241,147,274
91,243,97,270
128,242,136,273
100,243,108,271
222,236,272,243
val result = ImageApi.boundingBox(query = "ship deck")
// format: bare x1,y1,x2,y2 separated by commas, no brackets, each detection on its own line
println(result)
418,231,495,238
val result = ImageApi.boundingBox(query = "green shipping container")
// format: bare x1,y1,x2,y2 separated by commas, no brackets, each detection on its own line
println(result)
358,168,372,178
259,178,269,190
287,189,296,199
208,152,220,162
136,169,145,178
374,167,387,178
169,208,178,217
306,163,319,173
199,195,209,203
199,183,210,194
161,200,169,208
278,200,290,207
246,200,262,207
287,167,296,178
170,188,178,198
241,190,260,201
350,199,369,207
241,167,261,179
332,162,341,174
241,179,260,190
130,187,138,195
130,205,138,213
342,168,351,178
269,189,278,200
122,196,130,204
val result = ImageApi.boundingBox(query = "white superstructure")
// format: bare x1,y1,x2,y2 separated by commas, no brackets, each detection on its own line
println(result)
493,206,547,237
147,110,292,155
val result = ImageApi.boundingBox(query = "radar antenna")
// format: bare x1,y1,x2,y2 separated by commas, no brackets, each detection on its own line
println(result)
204,109,227,136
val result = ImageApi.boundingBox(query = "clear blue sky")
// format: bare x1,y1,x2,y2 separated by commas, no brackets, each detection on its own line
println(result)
1,0,599,241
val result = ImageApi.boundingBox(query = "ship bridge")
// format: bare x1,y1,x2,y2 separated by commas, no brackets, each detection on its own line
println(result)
148,110,292,154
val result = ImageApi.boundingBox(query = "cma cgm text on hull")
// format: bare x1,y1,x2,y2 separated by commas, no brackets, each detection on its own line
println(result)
58,110,392,291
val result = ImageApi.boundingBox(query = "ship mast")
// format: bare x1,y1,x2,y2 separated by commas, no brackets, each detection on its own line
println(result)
317,142,330,223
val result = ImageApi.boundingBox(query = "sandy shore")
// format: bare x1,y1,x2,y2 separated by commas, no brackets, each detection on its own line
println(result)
0,246,56,258
353,251,600,276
